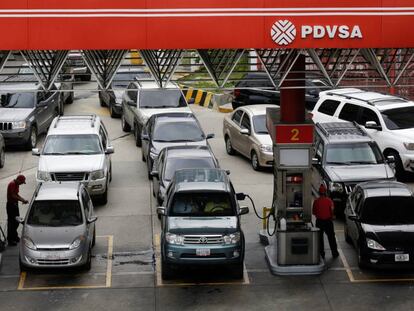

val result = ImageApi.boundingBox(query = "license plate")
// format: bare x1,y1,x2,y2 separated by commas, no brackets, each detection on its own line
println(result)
395,254,409,262
196,249,210,257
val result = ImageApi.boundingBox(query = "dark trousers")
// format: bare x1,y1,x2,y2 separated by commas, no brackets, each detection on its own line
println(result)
316,218,338,257
6,202,19,243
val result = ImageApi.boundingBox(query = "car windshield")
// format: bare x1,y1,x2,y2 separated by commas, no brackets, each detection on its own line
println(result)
164,157,215,181
361,196,414,225
170,192,235,217
0,93,35,108
252,114,268,134
43,134,102,155
139,89,187,108
153,121,205,142
27,200,83,227
113,72,141,88
325,142,383,165
381,107,414,130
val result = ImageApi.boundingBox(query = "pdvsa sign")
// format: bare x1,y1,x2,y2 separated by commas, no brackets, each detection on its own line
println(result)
271,20,363,46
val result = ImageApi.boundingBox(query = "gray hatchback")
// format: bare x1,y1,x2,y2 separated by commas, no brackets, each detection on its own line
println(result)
19,182,97,271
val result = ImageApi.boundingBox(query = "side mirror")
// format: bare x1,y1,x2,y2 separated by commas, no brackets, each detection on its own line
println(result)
348,215,359,222
188,98,195,105
37,100,48,107
32,148,40,156
151,170,159,178
365,121,382,131
206,133,215,140
16,216,24,224
141,133,149,141
312,157,321,165
157,206,166,216
236,192,246,201
127,100,137,107
105,146,115,154
240,128,250,136
239,205,249,215
225,170,231,175
87,216,98,224
386,155,395,164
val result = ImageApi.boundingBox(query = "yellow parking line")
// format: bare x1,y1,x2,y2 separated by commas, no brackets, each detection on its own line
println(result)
17,235,113,290
337,247,355,282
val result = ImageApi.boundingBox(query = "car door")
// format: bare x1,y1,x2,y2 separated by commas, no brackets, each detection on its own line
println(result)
239,112,253,157
45,89,59,127
123,83,138,126
141,119,151,160
153,150,165,198
358,107,384,148
99,124,110,177
228,110,244,152
81,188,94,244
348,190,363,245
336,102,362,123
35,91,50,133
311,134,325,193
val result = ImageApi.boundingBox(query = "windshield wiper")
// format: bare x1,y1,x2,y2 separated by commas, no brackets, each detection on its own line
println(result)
349,161,376,165
44,152,67,155
256,131,269,134
64,151,96,155
326,161,351,165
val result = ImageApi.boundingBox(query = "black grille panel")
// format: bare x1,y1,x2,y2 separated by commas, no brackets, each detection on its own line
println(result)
37,259,70,265
53,172,87,181
183,235,224,245
0,122,12,131
181,253,226,259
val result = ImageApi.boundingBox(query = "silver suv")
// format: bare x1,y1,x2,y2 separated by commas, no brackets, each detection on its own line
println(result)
18,182,97,271
33,115,114,204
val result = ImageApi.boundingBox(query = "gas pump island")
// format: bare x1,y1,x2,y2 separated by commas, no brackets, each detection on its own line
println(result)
264,108,325,275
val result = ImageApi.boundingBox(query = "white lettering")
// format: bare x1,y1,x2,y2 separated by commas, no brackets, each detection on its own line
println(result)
301,25,312,38
338,25,350,38
350,25,363,38
326,25,338,38
313,25,325,38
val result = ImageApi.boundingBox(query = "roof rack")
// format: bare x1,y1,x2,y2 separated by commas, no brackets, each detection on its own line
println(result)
325,90,404,106
54,115,97,128
316,122,367,137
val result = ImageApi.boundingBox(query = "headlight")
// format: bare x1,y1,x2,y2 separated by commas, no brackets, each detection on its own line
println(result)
366,238,386,251
150,148,158,160
329,182,343,193
223,232,241,245
12,121,26,129
404,142,414,150
259,144,273,153
23,236,37,250
37,171,52,182
69,236,85,250
165,233,184,245
91,169,105,180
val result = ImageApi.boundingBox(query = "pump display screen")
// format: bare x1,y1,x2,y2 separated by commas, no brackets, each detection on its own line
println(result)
279,148,310,167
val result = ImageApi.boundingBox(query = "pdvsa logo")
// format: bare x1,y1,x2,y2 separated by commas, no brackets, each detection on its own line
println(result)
271,20,363,46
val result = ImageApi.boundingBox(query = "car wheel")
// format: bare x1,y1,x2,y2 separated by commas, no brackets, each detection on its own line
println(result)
99,186,108,205
109,104,117,118
251,151,261,171
142,150,146,162
225,136,236,155
147,159,153,180
134,124,142,147
25,126,37,151
92,227,96,248
109,165,112,183
357,246,367,269
84,248,92,271
232,262,244,279
59,101,64,116
161,259,174,280
121,115,131,132
344,224,352,244
0,148,5,168
100,97,106,107
19,259,29,272
65,92,74,104
387,151,404,180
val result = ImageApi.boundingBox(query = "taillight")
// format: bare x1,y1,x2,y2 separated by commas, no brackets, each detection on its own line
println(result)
234,89,241,97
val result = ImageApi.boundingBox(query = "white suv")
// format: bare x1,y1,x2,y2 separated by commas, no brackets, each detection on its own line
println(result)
32,115,114,204
312,88,414,177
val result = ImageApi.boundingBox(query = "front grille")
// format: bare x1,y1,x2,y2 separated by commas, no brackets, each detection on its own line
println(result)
36,248,69,251
53,172,87,182
181,253,226,259
0,122,12,131
183,235,224,245
37,259,70,265
344,184,356,194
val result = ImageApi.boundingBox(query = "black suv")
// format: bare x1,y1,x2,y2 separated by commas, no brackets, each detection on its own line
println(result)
232,72,328,110
312,122,395,213
344,181,414,269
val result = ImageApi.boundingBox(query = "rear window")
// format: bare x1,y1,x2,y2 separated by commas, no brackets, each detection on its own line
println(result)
361,196,414,225
170,192,235,217
165,157,216,181
27,200,83,227
317,99,340,116
139,89,187,108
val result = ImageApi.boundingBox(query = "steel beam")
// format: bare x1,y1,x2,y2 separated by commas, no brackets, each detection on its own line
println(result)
0,51,10,74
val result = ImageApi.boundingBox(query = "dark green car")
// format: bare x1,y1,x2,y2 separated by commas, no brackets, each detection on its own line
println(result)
157,168,249,280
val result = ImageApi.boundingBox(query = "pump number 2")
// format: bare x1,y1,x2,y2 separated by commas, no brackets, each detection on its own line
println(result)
290,128,300,141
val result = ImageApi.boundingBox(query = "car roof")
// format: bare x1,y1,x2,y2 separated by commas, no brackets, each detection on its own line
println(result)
155,115,197,125
172,168,230,193
0,80,39,91
316,122,373,143
358,181,413,198
35,182,80,201
48,115,101,135
166,146,214,159
138,81,179,89
241,104,279,115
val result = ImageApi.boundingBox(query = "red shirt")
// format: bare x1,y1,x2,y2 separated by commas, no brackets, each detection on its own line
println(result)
7,180,19,204
312,196,334,220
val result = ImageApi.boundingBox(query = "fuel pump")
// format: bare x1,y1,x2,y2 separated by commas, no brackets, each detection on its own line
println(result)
264,107,325,275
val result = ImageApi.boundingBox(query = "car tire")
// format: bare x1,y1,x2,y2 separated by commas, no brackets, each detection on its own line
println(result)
121,115,131,132
161,259,174,280
65,92,74,105
225,136,236,155
344,225,352,244
251,151,261,171
357,246,367,269
84,248,92,271
0,147,5,168
134,124,142,147
147,159,153,180
109,164,112,183
92,227,96,248
19,259,29,272
25,126,37,151
142,150,146,162
100,187,108,205
232,262,244,279
109,104,117,118
100,97,106,107
387,150,404,180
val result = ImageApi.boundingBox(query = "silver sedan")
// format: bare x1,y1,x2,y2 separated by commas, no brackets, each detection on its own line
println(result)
223,104,275,170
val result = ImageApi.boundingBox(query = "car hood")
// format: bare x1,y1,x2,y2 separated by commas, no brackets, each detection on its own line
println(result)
167,216,238,235
23,224,85,248
152,140,207,156
38,154,104,172
325,164,394,182
114,90,124,103
362,223,414,249
255,134,273,146
141,107,192,123
0,108,33,122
